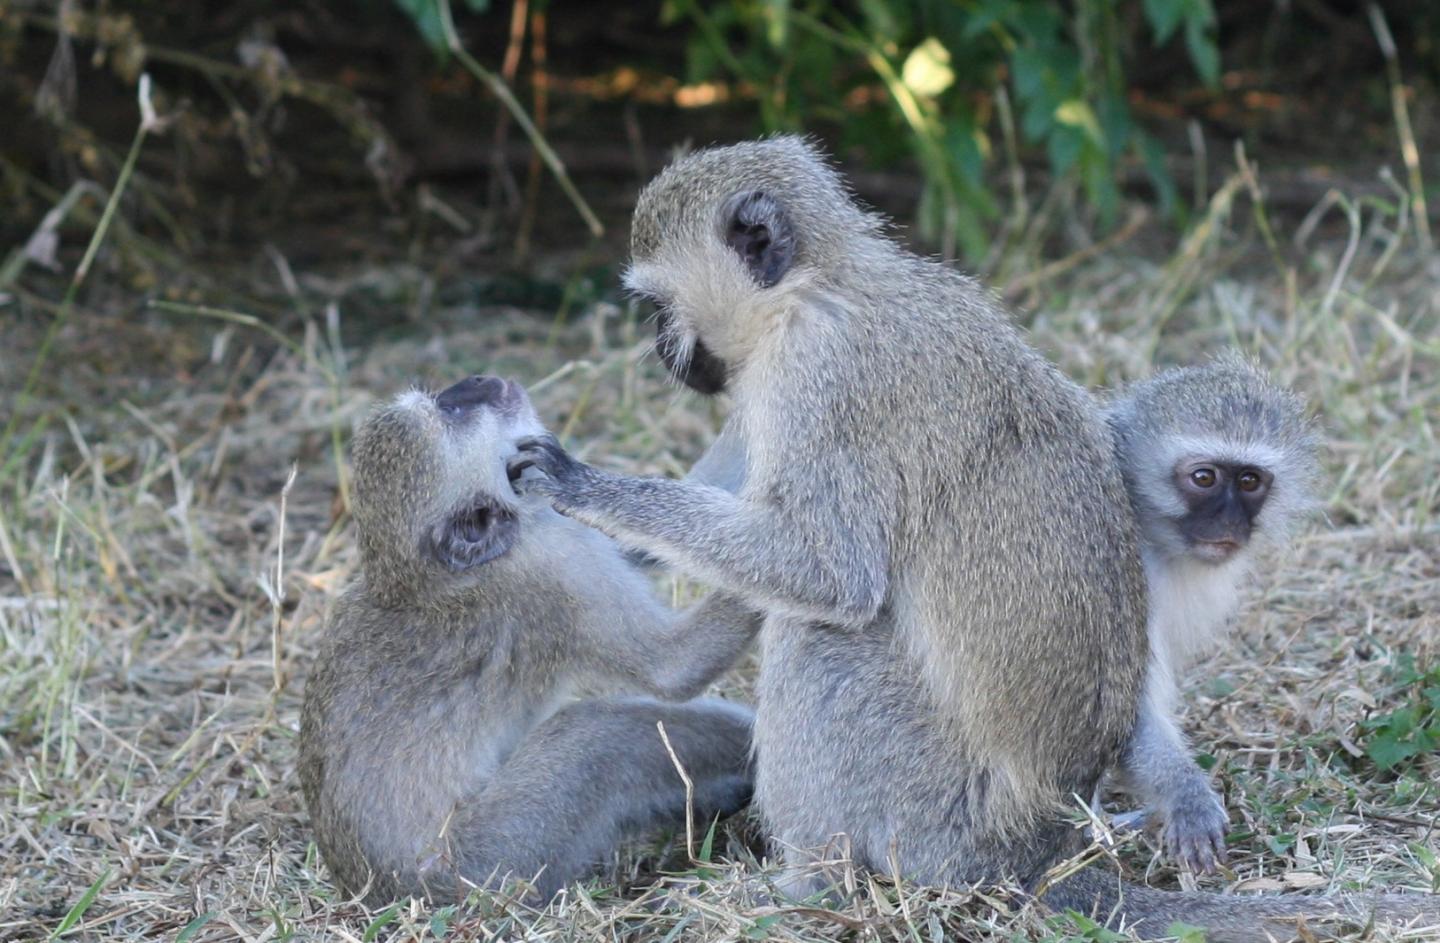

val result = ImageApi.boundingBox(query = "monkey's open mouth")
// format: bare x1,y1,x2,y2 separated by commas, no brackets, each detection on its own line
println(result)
1191,538,1241,561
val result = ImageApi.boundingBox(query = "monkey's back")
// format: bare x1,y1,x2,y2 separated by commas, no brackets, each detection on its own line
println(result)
299,572,584,901
748,251,1148,884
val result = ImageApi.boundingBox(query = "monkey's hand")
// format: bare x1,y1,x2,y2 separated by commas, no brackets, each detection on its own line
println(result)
1156,780,1228,875
508,435,602,504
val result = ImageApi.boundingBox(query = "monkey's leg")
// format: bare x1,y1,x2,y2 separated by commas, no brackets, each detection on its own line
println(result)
443,696,755,899
1118,699,1228,874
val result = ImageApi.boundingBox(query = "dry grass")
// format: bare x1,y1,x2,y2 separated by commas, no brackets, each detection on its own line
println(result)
2,166,1438,942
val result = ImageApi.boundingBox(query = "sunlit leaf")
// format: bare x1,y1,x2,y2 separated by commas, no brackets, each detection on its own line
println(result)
902,38,955,98
1054,99,1103,146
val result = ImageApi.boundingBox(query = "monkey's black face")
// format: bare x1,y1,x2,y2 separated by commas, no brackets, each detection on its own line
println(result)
1174,460,1273,563
436,375,526,419
653,305,729,396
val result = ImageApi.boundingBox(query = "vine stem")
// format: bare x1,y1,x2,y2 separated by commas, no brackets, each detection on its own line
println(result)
436,0,603,238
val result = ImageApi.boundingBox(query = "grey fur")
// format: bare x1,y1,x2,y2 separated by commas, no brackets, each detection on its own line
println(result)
1105,358,1322,874
299,383,760,904
511,139,1439,940
516,136,1147,888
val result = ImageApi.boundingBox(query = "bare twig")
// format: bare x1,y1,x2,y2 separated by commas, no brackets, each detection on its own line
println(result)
271,463,298,693
655,721,697,863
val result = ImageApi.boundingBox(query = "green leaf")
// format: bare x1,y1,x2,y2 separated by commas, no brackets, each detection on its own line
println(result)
1184,16,1220,87
176,914,217,943
430,905,457,940
1047,125,1084,176
858,0,902,44
1167,922,1211,943
762,0,789,48
698,815,718,863
1366,731,1420,771
48,869,110,941
1266,833,1296,856
1096,91,1132,159
1054,99,1103,146
1011,46,1048,101
362,904,400,942
1057,910,1132,941
902,38,956,99
1143,0,1186,44
394,0,447,54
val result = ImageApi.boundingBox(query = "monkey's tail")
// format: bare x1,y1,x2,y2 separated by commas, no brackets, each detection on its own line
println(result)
1042,867,1440,943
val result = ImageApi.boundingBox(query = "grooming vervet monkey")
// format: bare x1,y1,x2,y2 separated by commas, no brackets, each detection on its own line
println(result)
685,362,1321,877
299,375,760,904
1105,358,1321,874
512,136,1142,892
509,138,1439,941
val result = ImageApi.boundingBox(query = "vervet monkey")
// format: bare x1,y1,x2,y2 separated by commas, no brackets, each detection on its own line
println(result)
513,136,1146,893
510,138,1439,940
687,362,1322,877
1106,359,1321,874
299,376,760,904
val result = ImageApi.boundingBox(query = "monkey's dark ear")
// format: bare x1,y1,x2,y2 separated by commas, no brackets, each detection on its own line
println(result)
723,190,794,288
426,501,518,571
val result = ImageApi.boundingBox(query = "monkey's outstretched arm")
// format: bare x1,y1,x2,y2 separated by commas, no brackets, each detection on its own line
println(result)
626,418,748,571
1117,676,1229,874
590,592,764,701
511,436,889,628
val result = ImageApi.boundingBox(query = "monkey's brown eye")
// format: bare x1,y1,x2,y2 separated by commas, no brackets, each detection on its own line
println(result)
1237,471,1262,493
1190,468,1217,488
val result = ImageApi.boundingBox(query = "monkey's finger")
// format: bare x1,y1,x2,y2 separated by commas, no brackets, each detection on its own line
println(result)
514,434,562,453
507,454,540,481
510,435,576,478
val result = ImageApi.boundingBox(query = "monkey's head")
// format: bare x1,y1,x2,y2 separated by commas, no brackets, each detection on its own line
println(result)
1110,358,1321,566
624,136,881,395
350,376,547,602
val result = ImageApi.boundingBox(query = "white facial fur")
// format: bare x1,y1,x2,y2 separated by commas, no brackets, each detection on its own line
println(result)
625,242,812,374
393,386,546,519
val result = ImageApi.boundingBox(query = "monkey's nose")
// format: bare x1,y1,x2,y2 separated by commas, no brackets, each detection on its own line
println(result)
436,375,510,414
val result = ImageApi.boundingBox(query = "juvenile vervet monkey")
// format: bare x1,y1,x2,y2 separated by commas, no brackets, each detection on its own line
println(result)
1106,359,1321,874
299,375,760,904
510,139,1439,940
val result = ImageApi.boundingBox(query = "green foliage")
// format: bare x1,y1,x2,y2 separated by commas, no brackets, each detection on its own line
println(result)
1166,923,1211,943
394,0,491,55
665,0,1220,255
1359,654,1440,773
1045,911,1135,942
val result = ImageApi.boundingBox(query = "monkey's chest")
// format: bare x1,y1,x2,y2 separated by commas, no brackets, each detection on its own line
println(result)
1146,555,1248,670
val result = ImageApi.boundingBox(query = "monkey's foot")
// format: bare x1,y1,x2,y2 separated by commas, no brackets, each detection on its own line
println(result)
1156,784,1228,875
